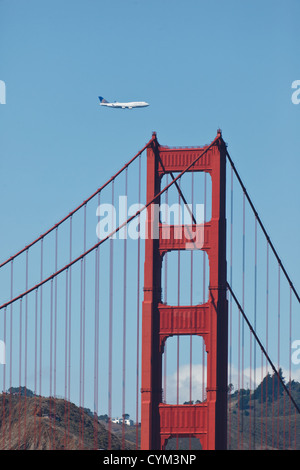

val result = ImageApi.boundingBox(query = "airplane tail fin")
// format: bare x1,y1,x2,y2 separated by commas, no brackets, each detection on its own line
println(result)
99,96,109,104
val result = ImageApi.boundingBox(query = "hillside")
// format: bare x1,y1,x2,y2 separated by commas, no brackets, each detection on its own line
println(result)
0,374,299,450
0,391,134,450
228,392,300,450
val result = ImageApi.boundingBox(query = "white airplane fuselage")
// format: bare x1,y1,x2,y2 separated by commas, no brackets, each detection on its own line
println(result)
100,101,149,109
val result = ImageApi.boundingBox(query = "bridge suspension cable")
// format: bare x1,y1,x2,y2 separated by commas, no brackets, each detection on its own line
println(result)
0,133,221,311
0,132,299,450
0,136,156,270
227,282,300,416
226,150,300,304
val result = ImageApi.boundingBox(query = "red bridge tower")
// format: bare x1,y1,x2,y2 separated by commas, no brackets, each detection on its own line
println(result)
141,131,228,450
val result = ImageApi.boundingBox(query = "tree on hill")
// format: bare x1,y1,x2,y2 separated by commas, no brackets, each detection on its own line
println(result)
7,387,35,397
252,368,285,403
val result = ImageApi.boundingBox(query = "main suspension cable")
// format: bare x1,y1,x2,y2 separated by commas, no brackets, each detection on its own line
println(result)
0,137,155,269
0,135,221,311
226,150,300,304
227,281,300,415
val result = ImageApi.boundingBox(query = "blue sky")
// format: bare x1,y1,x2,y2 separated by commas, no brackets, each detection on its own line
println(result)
0,0,299,281
0,0,299,418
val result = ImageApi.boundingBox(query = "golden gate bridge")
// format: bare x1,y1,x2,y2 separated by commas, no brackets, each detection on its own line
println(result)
0,130,299,450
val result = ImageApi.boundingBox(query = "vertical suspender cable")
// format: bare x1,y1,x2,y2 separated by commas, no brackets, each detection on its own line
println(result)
9,260,13,449
293,288,296,450
34,287,38,447
164,173,168,406
79,262,83,446
190,173,194,449
2,307,6,449
24,249,28,449
261,345,263,449
94,245,99,450
79,206,87,448
265,241,269,448
79,204,87,448
190,172,194,400
122,168,128,450
63,218,72,448
64,268,69,448
228,167,233,449
249,320,252,449
135,154,141,449
202,172,206,402
288,287,292,449
248,215,256,450
272,265,277,447
39,238,44,445
53,228,58,449
188,172,194,450
94,192,101,450
282,279,286,450
97,193,101,445
82,204,87,448
49,278,53,449
18,299,22,448
68,217,72,445
237,307,240,449
108,181,114,450
277,265,281,449
176,179,181,450
253,217,257,448
241,193,245,448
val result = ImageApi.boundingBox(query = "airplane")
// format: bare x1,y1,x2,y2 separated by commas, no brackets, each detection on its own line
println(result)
98,96,149,109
